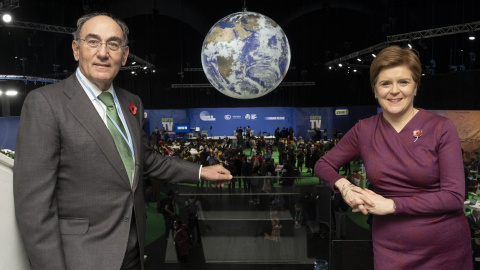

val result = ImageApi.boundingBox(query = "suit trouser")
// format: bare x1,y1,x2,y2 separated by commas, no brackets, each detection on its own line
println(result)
121,209,141,270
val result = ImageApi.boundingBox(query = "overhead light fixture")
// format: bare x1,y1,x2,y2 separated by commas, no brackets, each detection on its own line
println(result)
143,66,147,70
0,90,3,96
6,90,18,96
372,53,376,58
2,13,12,23
338,63,343,67
131,61,136,65
469,29,476,41
407,38,413,49
357,58,362,62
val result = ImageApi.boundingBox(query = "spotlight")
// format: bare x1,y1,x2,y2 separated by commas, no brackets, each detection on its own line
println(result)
152,69,156,73
131,61,136,65
131,71,135,74
338,63,342,67
328,66,332,70
372,53,376,58
143,66,147,70
6,90,18,96
356,58,362,62
2,13,12,23
469,30,476,41
0,91,2,96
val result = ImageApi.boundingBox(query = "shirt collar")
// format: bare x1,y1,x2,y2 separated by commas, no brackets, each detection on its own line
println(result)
75,68,114,101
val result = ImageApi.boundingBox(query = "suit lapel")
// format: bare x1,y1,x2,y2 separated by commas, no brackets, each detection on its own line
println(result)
64,75,132,188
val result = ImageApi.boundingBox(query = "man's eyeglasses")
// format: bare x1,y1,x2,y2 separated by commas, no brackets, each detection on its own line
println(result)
80,38,124,52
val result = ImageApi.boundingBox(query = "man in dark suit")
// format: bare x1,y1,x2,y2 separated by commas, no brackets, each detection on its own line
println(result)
13,12,231,270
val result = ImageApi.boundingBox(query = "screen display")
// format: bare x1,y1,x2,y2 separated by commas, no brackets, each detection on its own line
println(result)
175,124,190,133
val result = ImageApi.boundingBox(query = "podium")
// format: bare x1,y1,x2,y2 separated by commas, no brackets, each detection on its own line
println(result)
0,154,30,269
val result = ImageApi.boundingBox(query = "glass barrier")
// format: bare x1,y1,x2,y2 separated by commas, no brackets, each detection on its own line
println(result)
143,177,376,269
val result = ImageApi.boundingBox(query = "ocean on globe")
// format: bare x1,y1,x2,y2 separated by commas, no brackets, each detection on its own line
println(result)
201,11,291,99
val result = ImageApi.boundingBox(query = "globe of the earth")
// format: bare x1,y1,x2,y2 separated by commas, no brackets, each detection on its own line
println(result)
201,11,291,99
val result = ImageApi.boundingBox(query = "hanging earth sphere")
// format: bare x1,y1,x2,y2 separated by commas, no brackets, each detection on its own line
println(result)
201,11,291,99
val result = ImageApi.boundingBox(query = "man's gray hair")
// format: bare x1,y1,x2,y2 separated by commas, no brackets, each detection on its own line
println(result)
72,12,129,46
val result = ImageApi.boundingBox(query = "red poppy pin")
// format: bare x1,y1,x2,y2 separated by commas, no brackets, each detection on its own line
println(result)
413,129,422,142
129,103,137,115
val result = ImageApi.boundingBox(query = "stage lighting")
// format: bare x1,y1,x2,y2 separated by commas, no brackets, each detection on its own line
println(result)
338,63,342,67
0,91,3,96
372,53,376,58
469,30,476,41
2,13,12,23
6,90,18,96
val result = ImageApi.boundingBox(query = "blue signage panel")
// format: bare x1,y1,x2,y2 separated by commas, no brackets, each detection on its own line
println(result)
189,107,295,137
144,109,189,137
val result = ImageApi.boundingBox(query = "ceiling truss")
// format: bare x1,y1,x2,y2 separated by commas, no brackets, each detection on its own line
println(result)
325,21,480,67
2,20,155,69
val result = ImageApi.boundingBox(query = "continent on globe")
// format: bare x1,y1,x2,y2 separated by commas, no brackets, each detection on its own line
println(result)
201,11,291,99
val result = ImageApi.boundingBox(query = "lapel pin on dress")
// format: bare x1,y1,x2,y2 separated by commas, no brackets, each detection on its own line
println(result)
413,130,422,142
129,103,137,115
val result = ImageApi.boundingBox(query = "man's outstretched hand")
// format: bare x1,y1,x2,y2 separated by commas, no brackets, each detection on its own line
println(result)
200,164,232,187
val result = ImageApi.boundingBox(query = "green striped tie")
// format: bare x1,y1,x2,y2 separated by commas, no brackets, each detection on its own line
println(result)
97,92,134,186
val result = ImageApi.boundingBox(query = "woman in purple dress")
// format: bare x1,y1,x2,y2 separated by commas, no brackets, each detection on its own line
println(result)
315,45,472,269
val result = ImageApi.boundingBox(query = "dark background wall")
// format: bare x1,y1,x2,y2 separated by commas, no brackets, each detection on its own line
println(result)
0,0,478,116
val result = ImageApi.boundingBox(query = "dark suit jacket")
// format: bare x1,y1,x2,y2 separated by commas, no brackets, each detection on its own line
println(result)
467,213,480,238
13,74,200,270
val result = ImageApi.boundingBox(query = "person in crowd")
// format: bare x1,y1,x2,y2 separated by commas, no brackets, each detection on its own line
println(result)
287,144,296,167
260,158,275,194
313,128,321,141
288,127,294,140
162,189,176,242
264,206,282,242
173,217,192,263
278,139,288,165
331,188,349,239
310,144,321,176
236,126,244,147
206,150,218,166
241,156,253,192
274,127,280,144
305,143,313,174
263,148,273,161
315,45,472,269
184,192,204,247
13,12,231,270
234,151,244,191
296,146,305,174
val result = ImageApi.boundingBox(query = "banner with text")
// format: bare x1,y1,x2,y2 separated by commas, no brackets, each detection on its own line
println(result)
189,107,295,137
144,109,189,138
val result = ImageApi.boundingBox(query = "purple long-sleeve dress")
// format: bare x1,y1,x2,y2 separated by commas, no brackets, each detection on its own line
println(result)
315,109,472,269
